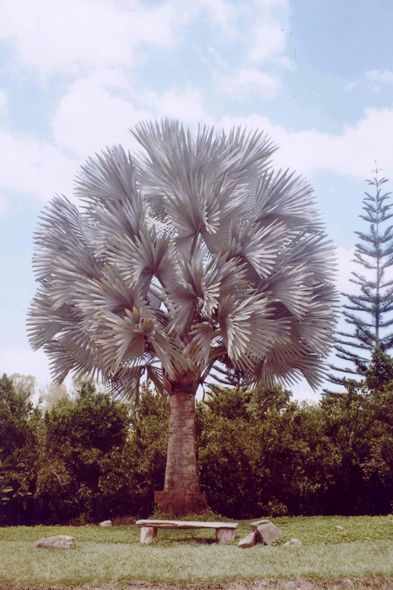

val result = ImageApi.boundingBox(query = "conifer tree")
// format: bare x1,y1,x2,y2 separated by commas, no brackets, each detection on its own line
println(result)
328,169,393,390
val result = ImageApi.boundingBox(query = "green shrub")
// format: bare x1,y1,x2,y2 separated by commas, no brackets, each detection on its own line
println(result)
4,352,393,524
0,374,40,524
196,386,337,518
33,381,168,524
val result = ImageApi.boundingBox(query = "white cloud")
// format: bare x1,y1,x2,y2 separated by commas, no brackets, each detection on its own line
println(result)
346,69,393,94
249,19,286,62
0,128,78,202
221,107,393,179
0,73,215,205
203,0,290,100
275,56,297,72
150,86,215,125
0,0,179,75
198,0,237,34
0,90,7,110
9,87,393,208
0,0,293,89
53,73,214,158
5,85,393,208
0,197,7,215
52,69,152,158
217,67,281,98
248,0,289,63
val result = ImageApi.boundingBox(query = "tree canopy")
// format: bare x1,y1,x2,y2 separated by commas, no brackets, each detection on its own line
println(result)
28,120,338,397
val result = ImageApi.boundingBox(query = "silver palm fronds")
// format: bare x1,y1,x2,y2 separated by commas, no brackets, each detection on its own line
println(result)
28,120,338,401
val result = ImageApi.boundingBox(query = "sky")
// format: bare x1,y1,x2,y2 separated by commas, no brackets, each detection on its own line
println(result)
1,0,393,402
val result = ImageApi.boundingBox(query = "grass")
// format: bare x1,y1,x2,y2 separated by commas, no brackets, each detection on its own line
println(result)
1,515,393,588
2,514,393,545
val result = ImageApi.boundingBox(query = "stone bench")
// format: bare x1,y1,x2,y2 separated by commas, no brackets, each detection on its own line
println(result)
136,519,239,545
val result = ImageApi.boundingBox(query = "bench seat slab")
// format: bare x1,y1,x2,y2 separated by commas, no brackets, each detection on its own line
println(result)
136,519,238,530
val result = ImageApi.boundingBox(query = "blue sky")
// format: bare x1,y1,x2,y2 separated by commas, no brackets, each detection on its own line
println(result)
1,0,393,401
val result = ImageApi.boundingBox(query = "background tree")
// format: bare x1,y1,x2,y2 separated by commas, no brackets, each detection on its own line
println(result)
34,381,134,524
322,348,393,514
10,373,37,398
196,385,338,518
328,169,393,391
0,375,39,524
28,120,337,515
3,369,393,522
39,381,70,412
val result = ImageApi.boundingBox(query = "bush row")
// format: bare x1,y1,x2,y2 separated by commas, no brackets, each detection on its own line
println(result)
1,350,393,524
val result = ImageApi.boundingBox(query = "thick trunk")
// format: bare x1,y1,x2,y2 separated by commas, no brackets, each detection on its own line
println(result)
158,381,208,516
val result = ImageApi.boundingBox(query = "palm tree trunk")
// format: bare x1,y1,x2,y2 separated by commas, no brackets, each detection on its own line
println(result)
158,381,208,516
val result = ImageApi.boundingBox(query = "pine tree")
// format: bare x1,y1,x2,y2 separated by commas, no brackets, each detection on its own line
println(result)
327,169,393,391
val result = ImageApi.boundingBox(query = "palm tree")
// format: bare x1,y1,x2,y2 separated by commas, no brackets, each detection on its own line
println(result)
28,120,338,515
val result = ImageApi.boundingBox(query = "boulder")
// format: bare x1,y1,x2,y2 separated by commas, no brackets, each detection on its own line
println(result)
249,519,271,531
99,520,112,527
256,522,282,545
238,531,258,548
284,538,302,546
36,535,75,549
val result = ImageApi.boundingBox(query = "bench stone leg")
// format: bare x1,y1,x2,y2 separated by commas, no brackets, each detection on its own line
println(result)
216,528,236,545
140,527,157,544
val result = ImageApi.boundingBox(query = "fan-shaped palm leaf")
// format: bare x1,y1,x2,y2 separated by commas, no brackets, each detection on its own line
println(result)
28,119,338,400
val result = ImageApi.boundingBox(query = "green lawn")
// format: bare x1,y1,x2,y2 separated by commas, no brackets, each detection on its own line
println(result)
1,515,393,588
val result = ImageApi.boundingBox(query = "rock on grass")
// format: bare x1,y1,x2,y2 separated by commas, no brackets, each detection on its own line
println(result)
36,535,75,549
